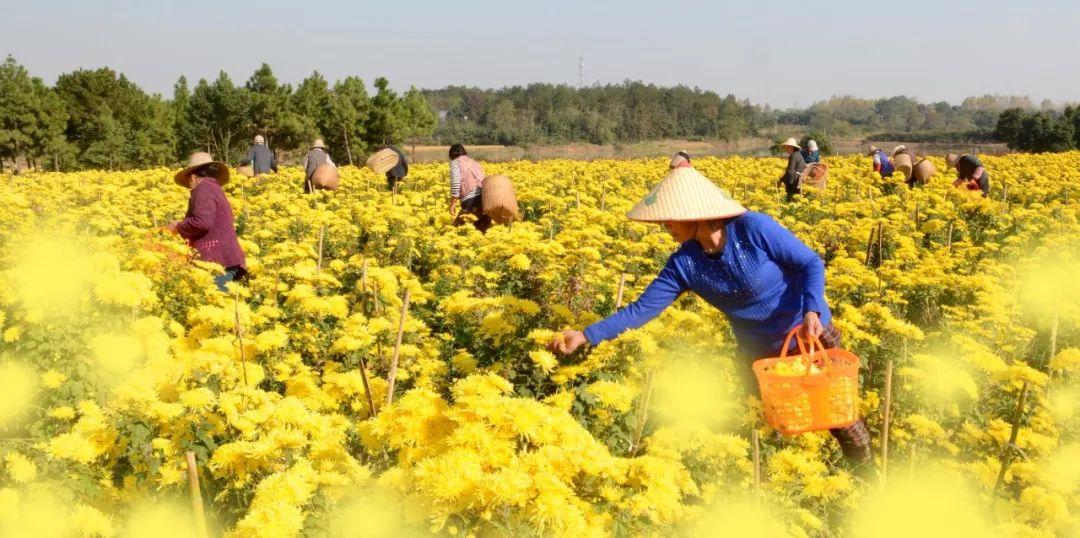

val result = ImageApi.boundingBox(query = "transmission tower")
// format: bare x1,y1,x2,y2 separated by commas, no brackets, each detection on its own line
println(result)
578,57,584,89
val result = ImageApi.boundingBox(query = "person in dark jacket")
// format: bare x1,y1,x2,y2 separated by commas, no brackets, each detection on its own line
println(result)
302,139,334,194
383,145,410,192
777,138,807,201
167,152,247,292
549,166,874,472
239,135,278,175
868,146,894,178
947,153,990,197
801,140,821,164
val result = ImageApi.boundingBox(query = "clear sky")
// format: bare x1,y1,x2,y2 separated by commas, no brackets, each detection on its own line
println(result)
2,0,1078,107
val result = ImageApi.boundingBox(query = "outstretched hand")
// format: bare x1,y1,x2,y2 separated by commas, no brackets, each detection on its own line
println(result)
549,330,588,356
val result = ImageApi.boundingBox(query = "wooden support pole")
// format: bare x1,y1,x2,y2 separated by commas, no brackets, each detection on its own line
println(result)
316,225,326,272
877,221,884,267
361,258,369,293
186,451,210,538
752,429,762,496
385,290,412,405
233,295,248,386
615,273,627,309
628,369,656,457
993,381,1029,499
357,355,377,417
865,224,877,267
881,359,894,484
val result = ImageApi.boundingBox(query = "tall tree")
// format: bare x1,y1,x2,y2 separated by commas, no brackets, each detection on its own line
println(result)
365,77,404,146
27,79,74,170
289,71,329,150
398,86,437,153
0,56,38,170
245,63,292,148
172,76,199,159
187,72,251,163
323,76,370,166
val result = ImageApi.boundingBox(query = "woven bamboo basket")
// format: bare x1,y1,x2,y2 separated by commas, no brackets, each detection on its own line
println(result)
366,149,400,175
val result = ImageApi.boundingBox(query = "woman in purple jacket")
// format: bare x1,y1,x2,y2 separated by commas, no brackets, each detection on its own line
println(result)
550,166,872,469
168,152,247,292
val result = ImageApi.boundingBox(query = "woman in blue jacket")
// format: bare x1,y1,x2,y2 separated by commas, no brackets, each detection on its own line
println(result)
550,166,872,468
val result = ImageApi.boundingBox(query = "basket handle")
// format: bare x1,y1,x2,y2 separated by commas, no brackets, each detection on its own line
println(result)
781,324,833,375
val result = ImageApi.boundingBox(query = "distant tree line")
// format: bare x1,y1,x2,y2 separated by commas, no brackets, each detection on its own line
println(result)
0,57,436,171
0,54,1069,171
994,107,1080,153
423,83,768,146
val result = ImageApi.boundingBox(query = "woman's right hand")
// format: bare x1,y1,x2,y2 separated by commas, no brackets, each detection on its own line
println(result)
549,330,588,355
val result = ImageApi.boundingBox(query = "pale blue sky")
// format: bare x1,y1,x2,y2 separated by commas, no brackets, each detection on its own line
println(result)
2,0,1078,107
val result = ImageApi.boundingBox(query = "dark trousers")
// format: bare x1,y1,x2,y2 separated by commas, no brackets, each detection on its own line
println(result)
741,324,874,469
454,195,492,233
214,266,246,293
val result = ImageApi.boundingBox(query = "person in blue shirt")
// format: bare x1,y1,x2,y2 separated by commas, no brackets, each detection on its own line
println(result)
801,140,821,164
549,166,873,468
868,146,894,178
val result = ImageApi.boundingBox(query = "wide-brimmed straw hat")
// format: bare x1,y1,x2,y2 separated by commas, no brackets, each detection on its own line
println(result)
946,153,963,168
626,167,747,222
174,152,229,187
779,137,801,150
892,145,906,156
866,145,880,156
312,139,327,149
807,140,819,152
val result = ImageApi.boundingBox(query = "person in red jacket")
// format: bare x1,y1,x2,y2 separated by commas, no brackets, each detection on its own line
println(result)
167,152,248,292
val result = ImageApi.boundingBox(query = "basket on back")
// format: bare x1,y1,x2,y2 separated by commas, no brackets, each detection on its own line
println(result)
237,165,255,178
894,153,914,179
752,326,860,435
913,158,936,184
481,175,520,224
801,163,829,189
311,164,340,191
366,149,400,175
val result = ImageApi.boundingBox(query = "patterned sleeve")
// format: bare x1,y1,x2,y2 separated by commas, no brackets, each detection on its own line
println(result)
449,160,462,198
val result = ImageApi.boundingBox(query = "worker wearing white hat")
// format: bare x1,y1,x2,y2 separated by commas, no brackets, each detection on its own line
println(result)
801,140,821,164
549,166,874,471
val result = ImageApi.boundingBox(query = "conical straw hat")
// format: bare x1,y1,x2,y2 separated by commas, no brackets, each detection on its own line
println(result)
892,145,906,156
174,152,229,187
779,137,801,150
626,167,747,222
946,153,962,168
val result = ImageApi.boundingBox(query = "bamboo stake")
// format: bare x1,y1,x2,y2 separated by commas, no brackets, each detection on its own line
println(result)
233,295,248,386
946,222,954,252
628,369,656,457
385,290,412,405
1049,307,1060,367
316,225,325,272
877,221,884,267
361,258,369,293
752,429,762,496
881,358,894,484
865,224,877,266
615,273,627,309
357,355,377,417
993,381,1029,499
185,451,210,538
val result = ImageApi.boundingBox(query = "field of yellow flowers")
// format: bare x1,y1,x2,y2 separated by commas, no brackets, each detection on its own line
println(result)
1,152,1079,537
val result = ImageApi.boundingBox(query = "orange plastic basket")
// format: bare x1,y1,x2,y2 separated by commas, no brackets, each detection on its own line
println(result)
752,326,860,435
